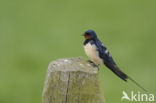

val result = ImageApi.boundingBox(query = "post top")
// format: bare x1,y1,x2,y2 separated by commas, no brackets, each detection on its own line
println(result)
48,57,98,74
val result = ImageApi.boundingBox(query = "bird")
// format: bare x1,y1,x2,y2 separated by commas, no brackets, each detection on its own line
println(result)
82,30,147,92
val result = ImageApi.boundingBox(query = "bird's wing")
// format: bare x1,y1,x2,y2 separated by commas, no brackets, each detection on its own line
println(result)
93,39,147,91
95,39,128,81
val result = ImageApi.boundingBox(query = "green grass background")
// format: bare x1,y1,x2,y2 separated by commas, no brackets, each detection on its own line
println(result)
0,0,156,103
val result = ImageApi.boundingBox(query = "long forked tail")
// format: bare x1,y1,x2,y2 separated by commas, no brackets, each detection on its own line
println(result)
105,64,147,92
116,67,147,92
127,76,147,92
111,66,147,92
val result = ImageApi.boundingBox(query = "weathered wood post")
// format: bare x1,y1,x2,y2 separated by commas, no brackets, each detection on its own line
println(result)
42,57,104,103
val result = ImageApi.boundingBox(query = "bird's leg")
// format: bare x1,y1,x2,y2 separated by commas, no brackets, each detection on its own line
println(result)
87,60,94,64
87,60,99,69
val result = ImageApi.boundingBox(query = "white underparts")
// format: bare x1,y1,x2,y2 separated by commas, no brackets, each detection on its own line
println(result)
84,42,103,65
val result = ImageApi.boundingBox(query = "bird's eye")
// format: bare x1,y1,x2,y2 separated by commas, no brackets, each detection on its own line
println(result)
85,32,90,35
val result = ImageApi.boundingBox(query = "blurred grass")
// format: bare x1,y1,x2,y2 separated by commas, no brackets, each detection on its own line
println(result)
0,0,156,103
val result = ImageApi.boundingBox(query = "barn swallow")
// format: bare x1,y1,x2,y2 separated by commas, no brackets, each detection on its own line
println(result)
82,30,147,92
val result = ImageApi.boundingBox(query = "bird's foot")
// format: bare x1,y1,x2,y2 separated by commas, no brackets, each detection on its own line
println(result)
87,60,99,69
87,60,94,64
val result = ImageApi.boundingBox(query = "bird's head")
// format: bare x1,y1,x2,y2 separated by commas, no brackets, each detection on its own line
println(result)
82,30,97,40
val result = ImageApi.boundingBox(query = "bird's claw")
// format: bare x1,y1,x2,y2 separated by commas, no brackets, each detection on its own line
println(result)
87,60,99,69
87,60,94,64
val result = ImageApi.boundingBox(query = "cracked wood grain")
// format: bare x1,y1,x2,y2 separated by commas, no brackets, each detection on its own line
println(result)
42,57,104,103
65,72,70,103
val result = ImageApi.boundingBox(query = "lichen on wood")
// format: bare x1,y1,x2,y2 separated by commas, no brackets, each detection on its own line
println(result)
42,57,104,103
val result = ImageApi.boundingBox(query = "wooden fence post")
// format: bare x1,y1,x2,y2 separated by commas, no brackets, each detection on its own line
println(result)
42,57,104,103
